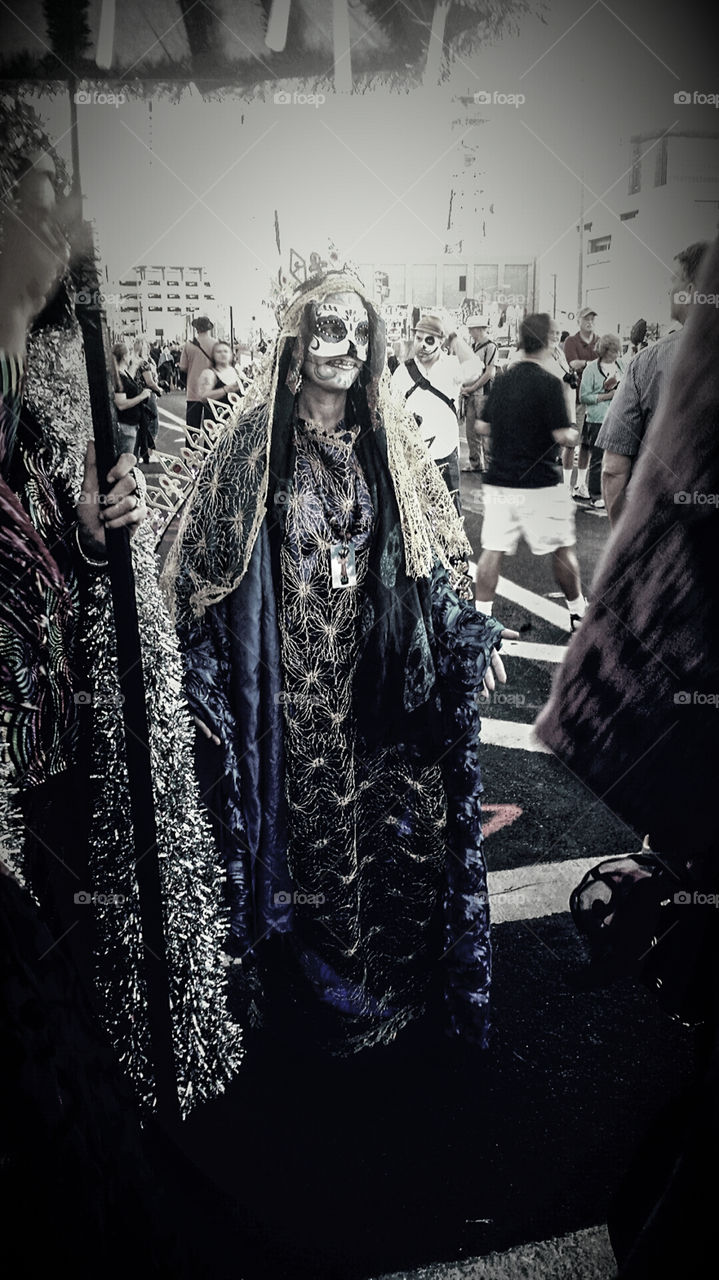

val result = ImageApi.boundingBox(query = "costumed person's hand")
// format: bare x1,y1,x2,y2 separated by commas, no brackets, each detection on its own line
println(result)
193,716,221,747
479,628,519,699
77,442,146,548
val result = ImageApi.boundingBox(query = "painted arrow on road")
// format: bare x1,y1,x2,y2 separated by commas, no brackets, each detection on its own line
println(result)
482,803,523,839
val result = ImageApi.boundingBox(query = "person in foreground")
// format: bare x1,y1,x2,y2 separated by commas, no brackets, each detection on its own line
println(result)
165,257,517,1056
535,236,719,1277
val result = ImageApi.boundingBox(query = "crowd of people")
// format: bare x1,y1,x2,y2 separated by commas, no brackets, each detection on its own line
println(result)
1,99,716,1279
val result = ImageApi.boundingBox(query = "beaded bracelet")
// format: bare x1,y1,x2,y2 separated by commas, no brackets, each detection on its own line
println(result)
74,523,108,568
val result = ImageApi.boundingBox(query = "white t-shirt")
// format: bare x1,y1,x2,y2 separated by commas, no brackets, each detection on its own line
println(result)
390,353,480,460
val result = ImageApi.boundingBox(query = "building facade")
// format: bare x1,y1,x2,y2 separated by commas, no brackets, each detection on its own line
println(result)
104,264,231,343
578,129,719,336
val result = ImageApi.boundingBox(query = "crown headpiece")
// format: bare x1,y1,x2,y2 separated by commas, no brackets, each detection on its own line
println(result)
268,241,368,329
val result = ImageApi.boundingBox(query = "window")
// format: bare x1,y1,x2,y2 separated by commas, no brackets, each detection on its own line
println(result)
167,280,179,286
168,306,182,313
167,293,180,299
620,210,638,221
204,294,215,301
119,279,137,287
148,279,161,285
121,305,139,312
148,292,161,299
148,306,162,312
588,235,611,254
186,293,199,300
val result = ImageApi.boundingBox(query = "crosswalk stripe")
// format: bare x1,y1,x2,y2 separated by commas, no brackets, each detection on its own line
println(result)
498,638,566,663
157,405,187,427
496,574,571,631
481,717,552,753
487,855,597,923
468,562,572,633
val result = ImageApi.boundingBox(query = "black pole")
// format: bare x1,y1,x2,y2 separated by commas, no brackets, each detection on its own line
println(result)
69,87,180,1127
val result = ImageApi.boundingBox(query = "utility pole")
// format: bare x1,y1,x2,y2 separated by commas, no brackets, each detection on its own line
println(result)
577,166,585,311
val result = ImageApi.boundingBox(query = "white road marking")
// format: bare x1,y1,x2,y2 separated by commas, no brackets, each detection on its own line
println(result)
480,717,553,754
487,856,598,923
157,405,188,427
468,561,572,633
496,575,571,631
499,639,566,664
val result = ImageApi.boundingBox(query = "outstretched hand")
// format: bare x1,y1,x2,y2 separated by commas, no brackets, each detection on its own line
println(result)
479,627,520,699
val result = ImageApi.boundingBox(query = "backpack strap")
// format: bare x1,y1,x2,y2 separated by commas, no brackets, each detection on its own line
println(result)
403,359,456,412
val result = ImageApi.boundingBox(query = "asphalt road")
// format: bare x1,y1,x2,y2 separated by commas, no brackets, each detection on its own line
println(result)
141,396,697,1280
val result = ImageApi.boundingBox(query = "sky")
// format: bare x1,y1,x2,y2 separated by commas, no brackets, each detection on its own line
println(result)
10,0,719,326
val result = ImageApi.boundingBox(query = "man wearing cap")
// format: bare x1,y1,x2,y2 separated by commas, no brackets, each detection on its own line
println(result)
179,315,216,435
390,312,481,510
563,308,599,498
460,315,498,473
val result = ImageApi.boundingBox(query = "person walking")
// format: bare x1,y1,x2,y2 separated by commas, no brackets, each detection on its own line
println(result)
179,315,216,437
473,313,587,632
579,333,625,509
128,337,163,462
460,314,498,474
563,307,599,498
390,311,481,511
112,342,152,456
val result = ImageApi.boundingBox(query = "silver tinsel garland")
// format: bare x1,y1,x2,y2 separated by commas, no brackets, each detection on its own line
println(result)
17,324,243,1117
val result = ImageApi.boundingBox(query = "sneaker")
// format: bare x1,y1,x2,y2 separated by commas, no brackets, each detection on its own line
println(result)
569,599,588,633
572,483,590,501
591,497,606,509
461,463,481,473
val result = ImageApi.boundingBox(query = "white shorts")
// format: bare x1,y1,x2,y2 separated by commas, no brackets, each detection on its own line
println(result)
481,483,576,556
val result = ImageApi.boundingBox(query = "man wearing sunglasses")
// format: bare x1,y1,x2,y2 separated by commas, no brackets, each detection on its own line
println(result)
390,312,481,511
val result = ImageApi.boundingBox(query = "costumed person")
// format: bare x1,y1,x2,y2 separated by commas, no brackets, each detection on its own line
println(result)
164,255,517,1055
0,101,242,1123
535,236,719,1277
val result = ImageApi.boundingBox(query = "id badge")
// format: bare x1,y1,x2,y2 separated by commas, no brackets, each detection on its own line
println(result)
330,542,357,589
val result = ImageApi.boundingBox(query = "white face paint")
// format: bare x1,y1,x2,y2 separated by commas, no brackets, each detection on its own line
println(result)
308,299,370,363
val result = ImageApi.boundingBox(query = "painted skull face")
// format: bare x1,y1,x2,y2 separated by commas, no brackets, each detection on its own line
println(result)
309,299,370,363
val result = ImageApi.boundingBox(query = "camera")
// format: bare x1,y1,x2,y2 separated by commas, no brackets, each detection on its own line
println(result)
562,370,579,390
